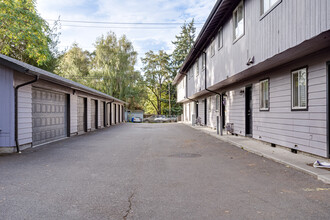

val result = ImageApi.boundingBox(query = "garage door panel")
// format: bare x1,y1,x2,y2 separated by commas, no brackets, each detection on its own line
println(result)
32,88,67,145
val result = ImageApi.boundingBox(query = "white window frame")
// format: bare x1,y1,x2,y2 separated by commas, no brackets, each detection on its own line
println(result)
233,1,245,42
218,27,223,50
259,79,269,111
292,67,308,110
260,0,281,16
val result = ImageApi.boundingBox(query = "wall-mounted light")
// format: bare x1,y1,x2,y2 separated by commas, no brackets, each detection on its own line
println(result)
72,89,76,95
246,56,255,66
239,89,245,95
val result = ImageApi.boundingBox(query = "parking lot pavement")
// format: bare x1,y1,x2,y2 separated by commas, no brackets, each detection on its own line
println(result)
1,123,330,220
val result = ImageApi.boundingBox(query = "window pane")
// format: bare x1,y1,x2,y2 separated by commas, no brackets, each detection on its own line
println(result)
263,0,270,13
292,72,299,107
218,28,223,49
260,80,269,109
234,2,244,39
299,70,307,107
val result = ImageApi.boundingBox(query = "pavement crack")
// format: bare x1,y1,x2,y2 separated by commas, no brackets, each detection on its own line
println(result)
123,192,134,220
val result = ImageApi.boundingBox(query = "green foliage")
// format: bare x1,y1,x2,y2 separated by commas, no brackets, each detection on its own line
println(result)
141,20,196,116
54,43,91,84
0,0,60,71
91,32,146,109
55,33,145,110
171,19,196,76
141,50,171,114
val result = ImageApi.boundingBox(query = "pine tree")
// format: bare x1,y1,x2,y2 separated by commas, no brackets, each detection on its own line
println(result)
171,19,196,77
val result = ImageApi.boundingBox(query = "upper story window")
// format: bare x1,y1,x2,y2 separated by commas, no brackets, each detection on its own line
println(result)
261,0,281,15
195,60,199,77
259,79,269,111
233,1,244,42
218,27,223,50
202,53,206,70
292,68,307,110
211,39,215,57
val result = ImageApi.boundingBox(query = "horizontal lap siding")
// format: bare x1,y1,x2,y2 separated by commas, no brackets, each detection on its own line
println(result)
227,89,245,135
70,95,78,134
252,53,328,157
14,74,33,146
208,96,218,129
198,99,205,125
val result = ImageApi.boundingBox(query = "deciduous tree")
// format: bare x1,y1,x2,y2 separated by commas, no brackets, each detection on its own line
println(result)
0,0,60,71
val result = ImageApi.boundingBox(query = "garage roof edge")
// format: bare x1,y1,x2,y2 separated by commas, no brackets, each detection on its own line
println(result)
0,54,127,105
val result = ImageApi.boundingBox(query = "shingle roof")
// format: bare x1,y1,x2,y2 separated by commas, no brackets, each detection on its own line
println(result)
0,53,126,104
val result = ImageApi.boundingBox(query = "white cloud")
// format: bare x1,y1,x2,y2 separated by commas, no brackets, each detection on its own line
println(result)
36,0,215,70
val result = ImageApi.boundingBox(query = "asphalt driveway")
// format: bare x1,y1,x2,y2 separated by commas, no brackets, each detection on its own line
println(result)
1,123,330,219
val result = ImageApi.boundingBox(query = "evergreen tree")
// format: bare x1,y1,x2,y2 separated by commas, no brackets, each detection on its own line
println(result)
171,19,196,77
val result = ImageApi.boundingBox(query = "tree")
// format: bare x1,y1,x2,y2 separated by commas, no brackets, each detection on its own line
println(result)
91,32,145,109
0,0,60,71
141,50,171,115
167,19,196,116
171,19,196,76
54,43,91,84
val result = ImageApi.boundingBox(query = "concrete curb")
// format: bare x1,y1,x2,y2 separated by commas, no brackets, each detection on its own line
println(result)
183,123,330,185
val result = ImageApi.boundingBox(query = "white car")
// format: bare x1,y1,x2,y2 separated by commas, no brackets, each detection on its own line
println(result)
133,117,142,123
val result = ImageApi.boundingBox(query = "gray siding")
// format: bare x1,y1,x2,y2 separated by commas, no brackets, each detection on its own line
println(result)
181,0,330,97
222,50,329,157
226,88,246,136
70,94,78,134
14,74,33,146
197,99,206,125
0,65,15,147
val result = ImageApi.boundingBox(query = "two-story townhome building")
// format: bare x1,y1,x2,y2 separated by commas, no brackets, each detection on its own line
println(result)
173,0,330,158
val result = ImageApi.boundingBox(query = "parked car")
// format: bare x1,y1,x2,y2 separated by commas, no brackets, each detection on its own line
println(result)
133,117,142,123
169,115,178,122
144,115,157,123
154,115,167,123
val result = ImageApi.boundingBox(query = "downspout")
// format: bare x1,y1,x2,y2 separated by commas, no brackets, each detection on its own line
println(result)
203,51,223,135
15,74,39,153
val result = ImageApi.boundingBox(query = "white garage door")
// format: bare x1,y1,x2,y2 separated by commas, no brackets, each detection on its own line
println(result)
32,88,67,145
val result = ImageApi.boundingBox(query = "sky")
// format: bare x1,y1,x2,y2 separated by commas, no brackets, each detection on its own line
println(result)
36,0,216,69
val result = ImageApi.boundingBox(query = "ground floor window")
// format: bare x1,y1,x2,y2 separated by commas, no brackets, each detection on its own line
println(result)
292,67,307,110
259,79,269,110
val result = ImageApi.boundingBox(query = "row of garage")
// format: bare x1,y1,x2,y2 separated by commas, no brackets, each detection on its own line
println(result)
0,54,126,153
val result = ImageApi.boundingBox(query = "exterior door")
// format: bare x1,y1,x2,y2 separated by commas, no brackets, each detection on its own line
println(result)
204,98,207,126
327,62,329,158
222,94,227,129
109,103,112,125
32,88,67,145
245,86,253,136
114,104,117,124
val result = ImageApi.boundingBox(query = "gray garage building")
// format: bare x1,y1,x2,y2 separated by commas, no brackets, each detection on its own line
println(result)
0,54,126,153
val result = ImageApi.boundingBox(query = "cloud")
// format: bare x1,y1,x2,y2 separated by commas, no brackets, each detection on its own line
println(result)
36,0,216,69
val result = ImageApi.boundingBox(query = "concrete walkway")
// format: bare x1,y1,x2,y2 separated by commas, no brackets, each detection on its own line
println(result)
181,122,330,184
